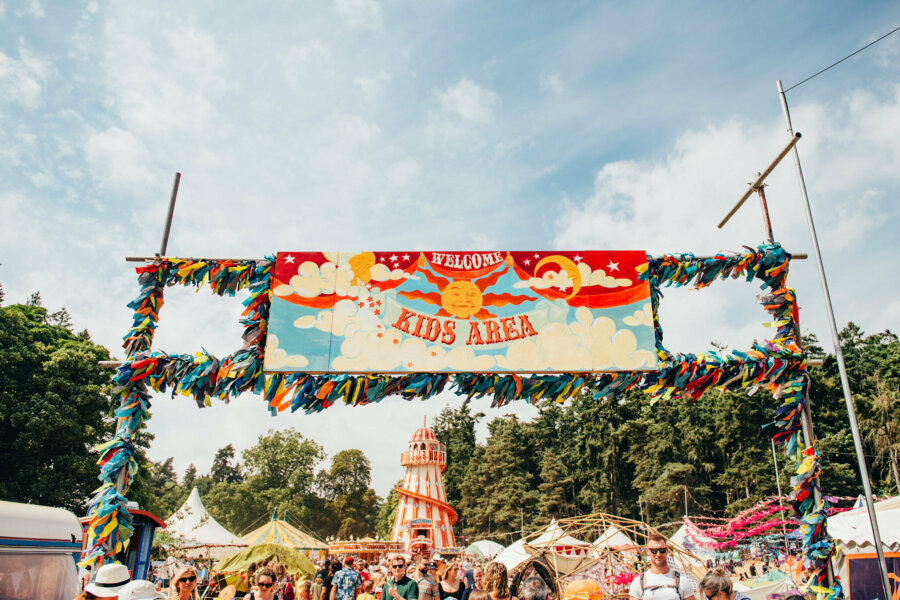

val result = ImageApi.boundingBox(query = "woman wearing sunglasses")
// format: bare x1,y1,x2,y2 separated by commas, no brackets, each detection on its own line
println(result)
169,565,199,600
244,567,285,600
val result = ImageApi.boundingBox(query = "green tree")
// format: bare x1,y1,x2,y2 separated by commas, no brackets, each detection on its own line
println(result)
432,405,482,516
243,428,324,496
316,449,381,538
142,457,184,517
0,303,115,512
183,464,198,491
375,485,400,539
210,444,243,484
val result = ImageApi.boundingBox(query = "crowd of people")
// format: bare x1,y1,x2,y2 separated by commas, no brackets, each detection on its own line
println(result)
74,533,802,600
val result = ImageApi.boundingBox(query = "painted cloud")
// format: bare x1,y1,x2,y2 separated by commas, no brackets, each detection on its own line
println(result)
264,334,310,369
514,262,632,290
623,302,653,327
274,254,414,300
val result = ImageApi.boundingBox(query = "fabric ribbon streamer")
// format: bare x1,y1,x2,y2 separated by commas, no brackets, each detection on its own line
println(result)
81,244,839,598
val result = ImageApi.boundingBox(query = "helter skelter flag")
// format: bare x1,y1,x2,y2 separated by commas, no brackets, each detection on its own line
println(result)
264,251,658,373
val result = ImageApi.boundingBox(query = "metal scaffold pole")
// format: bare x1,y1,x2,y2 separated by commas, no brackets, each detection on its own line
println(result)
776,79,891,600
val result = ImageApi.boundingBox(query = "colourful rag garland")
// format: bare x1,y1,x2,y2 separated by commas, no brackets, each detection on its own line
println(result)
80,244,839,599
79,257,273,570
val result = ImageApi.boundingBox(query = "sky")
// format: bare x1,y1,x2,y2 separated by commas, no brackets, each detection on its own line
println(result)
2,1,899,504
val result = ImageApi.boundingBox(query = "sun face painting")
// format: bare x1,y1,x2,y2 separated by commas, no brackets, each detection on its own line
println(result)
264,251,658,374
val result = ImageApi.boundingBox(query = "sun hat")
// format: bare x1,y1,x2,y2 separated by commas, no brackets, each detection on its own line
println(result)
118,580,167,600
85,563,132,596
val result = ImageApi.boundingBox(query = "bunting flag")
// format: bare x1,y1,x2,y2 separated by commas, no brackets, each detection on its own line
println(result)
81,243,838,599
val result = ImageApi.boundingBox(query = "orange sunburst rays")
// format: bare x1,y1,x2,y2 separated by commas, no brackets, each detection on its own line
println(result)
398,263,534,320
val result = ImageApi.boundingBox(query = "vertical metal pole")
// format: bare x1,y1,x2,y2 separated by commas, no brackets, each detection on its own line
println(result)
777,79,890,600
159,172,181,256
770,438,790,553
639,496,644,524
684,486,688,517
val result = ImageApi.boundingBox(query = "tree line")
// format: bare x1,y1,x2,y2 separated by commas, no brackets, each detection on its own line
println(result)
141,431,381,540
429,327,900,544
1,291,897,545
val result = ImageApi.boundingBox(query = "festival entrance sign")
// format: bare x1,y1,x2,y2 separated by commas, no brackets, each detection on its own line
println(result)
79,241,839,600
265,251,655,373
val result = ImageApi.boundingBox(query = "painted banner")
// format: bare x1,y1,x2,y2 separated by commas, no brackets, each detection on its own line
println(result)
264,251,657,373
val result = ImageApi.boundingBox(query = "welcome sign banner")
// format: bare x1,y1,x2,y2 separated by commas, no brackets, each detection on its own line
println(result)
264,251,657,373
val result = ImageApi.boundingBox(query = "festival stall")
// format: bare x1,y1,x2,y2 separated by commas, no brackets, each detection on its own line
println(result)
827,495,900,599
164,488,246,559
328,537,404,562
241,517,328,559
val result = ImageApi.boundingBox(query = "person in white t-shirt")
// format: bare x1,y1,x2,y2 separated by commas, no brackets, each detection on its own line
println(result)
628,534,695,600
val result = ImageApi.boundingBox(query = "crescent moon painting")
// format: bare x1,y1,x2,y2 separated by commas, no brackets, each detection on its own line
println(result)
533,254,582,299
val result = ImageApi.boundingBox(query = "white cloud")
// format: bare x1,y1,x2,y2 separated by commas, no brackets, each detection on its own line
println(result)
623,302,653,327
0,46,49,109
84,126,154,191
264,334,310,369
15,0,44,18
437,78,499,123
539,71,564,95
101,19,226,142
335,113,381,145
354,70,391,98
334,0,383,30
283,41,334,86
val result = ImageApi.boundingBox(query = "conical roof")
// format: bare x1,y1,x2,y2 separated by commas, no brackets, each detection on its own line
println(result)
242,519,328,550
215,543,316,578
165,488,245,547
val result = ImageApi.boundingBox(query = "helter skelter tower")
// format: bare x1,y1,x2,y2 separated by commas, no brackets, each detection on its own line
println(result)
390,425,458,556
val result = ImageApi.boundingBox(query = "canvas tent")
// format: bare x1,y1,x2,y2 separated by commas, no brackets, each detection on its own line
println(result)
524,519,593,576
214,543,316,579
165,488,246,558
496,539,531,571
592,525,635,550
241,518,327,557
466,539,505,558
827,495,900,587
733,571,797,600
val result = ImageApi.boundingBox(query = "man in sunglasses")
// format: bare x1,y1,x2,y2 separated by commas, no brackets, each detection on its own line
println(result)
628,534,695,600
382,557,419,600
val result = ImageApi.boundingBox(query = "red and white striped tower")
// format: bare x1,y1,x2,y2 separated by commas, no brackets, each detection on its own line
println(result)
390,425,458,556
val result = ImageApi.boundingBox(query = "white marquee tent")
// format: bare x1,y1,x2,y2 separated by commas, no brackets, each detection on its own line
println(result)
466,539,505,558
592,525,635,550
827,495,900,582
165,488,246,558
495,539,530,571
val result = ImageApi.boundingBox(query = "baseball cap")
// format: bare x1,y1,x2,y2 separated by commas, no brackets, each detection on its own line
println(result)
344,556,355,565
426,561,438,570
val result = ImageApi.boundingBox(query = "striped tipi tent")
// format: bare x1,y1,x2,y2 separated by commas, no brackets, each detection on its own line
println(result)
242,512,328,557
